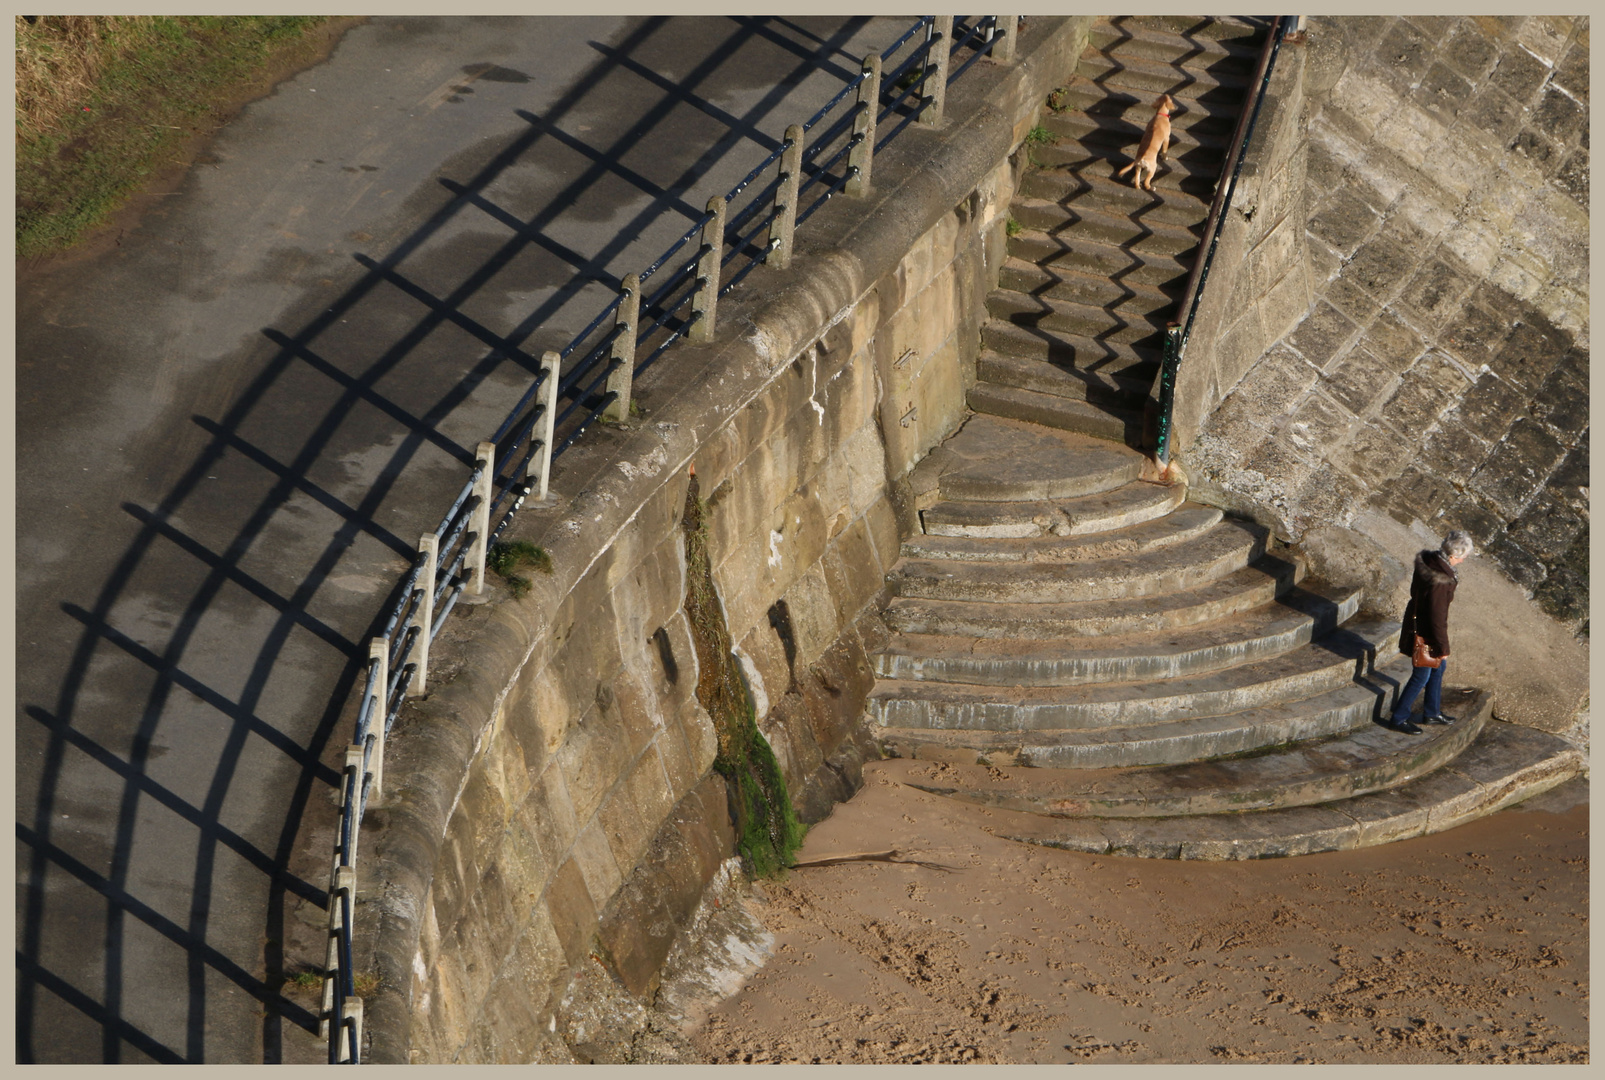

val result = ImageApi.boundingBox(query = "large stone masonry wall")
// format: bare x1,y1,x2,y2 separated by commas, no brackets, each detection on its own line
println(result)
361,16,1096,1063
1182,16,1588,639
1164,28,1314,452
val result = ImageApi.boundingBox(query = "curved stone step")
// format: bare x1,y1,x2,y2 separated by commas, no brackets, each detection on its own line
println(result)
920,476,1185,539
866,614,1396,731
1007,227,1195,290
877,647,1414,768
902,502,1221,563
1006,199,1203,256
882,554,1302,638
875,579,1359,687
1049,82,1242,139
880,687,1492,817
968,383,1143,444
999,257,1181,315
981,317,1162,375
976,352,1153,409
891,518,1267,604
923,412,1144,503
979,720,1585,859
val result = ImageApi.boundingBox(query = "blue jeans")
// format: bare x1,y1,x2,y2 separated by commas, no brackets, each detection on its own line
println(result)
1391,658,1447,722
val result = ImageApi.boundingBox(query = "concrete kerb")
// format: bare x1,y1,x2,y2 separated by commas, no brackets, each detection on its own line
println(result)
362,16,1092,1061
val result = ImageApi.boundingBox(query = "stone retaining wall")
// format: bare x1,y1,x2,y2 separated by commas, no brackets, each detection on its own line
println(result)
362,16,1096,1063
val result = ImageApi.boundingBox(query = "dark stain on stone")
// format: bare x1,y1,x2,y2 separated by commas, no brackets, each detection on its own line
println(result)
768,598,798,689
651,625,679,685
462,62,532,83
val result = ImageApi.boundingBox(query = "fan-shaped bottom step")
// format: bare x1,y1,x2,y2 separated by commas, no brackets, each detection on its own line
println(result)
954,721,1583,859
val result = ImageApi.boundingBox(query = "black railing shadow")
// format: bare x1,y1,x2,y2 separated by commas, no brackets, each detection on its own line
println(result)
16,14,901,1063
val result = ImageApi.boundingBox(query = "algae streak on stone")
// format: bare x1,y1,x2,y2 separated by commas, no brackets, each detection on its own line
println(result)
681,476,805,878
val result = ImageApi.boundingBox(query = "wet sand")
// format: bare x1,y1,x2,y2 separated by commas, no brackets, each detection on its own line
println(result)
691,770,1588,1064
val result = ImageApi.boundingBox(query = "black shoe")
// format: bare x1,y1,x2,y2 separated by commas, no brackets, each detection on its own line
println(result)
1421,714,1457,725
1383,718,1423,734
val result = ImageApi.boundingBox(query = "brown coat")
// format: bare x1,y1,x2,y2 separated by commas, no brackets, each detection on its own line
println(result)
1397,549,1458,658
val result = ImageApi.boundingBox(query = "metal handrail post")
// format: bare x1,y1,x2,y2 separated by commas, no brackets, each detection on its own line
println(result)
603,274,640,422
367,638,389,744
319,864,357,1041
468,442,495,594
408,537,436,694
992,16,1017,62
689,196,726,343
769,125,803,268
846,55,881,197
920,16,952,125
532,351,560,501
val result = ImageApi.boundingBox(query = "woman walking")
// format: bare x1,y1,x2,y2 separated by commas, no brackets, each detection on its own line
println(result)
1385,530,1473,734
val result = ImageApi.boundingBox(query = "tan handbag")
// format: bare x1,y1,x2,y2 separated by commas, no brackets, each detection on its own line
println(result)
1412,634,1442,669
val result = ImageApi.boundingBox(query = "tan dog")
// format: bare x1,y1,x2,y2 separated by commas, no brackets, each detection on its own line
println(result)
1114,94,1176,192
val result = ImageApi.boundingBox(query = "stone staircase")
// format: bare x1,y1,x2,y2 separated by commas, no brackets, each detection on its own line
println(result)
975,15,1272,448
859,17,1583,859
869,414,1583,859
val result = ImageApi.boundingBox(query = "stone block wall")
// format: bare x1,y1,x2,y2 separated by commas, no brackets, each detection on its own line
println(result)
1166,30,1315,451
363,15,1096,1063
1182,15,1589,632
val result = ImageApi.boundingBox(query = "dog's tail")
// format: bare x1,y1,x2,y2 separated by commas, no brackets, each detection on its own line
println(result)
1115,160,1135,178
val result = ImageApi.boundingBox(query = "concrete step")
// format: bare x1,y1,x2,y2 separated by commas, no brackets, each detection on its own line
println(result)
889,517,1268,605
1007,227,1196,290
987,288,1168,348
975,352,1153,409
920,412,1145,504
1049,77,1248,139
998,257,1181,316
1042,108,1232,164
968,383,1144,444
880,687,1491,816
1124,15,1272,44
866,613,1397,731
1006,198,1203,256
882,554,1303,638
1049,83,1241,141
901,501,1222,563
981,317,1162,376
1019,167,1214,225
1090,17,1264,67
875,578,1360,687
1073,49,1253,102
877,649,1414,768
920,475,1185,539
1031,137,1228,189
979,720,1586,859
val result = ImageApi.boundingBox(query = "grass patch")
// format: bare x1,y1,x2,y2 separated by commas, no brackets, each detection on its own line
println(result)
1046,86,1072,112
488,539,552,598
1006,216,1021,238
1024,124,1056,146
680,477,805,878
16,15,334,257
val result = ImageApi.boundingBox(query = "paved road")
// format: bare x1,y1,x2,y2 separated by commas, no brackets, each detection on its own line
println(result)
15,15,923,1062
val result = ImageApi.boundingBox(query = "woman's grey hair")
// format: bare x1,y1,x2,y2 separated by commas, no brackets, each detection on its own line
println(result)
1441,530,1474,560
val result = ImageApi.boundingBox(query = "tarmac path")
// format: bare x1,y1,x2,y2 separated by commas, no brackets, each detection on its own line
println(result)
14,15,922,1062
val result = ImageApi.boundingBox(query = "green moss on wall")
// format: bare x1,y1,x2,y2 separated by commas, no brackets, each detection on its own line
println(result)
680,476,805,877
